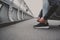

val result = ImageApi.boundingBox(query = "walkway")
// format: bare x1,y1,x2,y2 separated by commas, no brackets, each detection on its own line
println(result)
0,19,60,40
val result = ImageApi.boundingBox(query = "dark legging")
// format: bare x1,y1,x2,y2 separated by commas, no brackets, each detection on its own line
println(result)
39,5,58,20
38,9,43,18
44,5,58,20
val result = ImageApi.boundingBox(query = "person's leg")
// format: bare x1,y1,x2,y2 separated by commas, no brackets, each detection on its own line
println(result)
38,0,59,23
34,0,59,28
34,0,49,28
37,0,49,22
34,5,58,28
44,5,58,20
37,9,43,22
39,5,58,23
39,9,43,18
37,0,49,23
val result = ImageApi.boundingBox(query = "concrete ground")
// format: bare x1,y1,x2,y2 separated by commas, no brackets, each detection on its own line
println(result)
0,19,60,40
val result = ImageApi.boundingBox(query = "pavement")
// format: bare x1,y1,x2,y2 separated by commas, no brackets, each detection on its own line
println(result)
0,19,60,40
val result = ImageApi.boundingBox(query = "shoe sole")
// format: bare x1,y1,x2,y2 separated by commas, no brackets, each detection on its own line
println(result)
34,26,49,29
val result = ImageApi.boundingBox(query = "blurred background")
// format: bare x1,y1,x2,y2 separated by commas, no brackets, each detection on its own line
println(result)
24,0,43,17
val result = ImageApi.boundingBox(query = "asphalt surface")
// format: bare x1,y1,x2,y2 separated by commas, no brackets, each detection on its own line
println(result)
0,19,60,40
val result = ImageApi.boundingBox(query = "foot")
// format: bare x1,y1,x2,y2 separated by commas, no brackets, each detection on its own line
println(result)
34,23,49,28
38,17,46,23
37,18,41,22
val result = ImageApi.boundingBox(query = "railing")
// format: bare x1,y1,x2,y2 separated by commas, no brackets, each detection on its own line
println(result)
0,1,33,25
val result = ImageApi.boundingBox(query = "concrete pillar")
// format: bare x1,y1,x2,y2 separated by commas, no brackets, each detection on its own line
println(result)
17,8,21,20
9,6,14,22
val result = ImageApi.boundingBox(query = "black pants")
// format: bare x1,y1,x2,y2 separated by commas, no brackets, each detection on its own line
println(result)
39,5,58,20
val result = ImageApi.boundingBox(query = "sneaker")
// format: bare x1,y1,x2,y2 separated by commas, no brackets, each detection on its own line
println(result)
34,23,49,28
